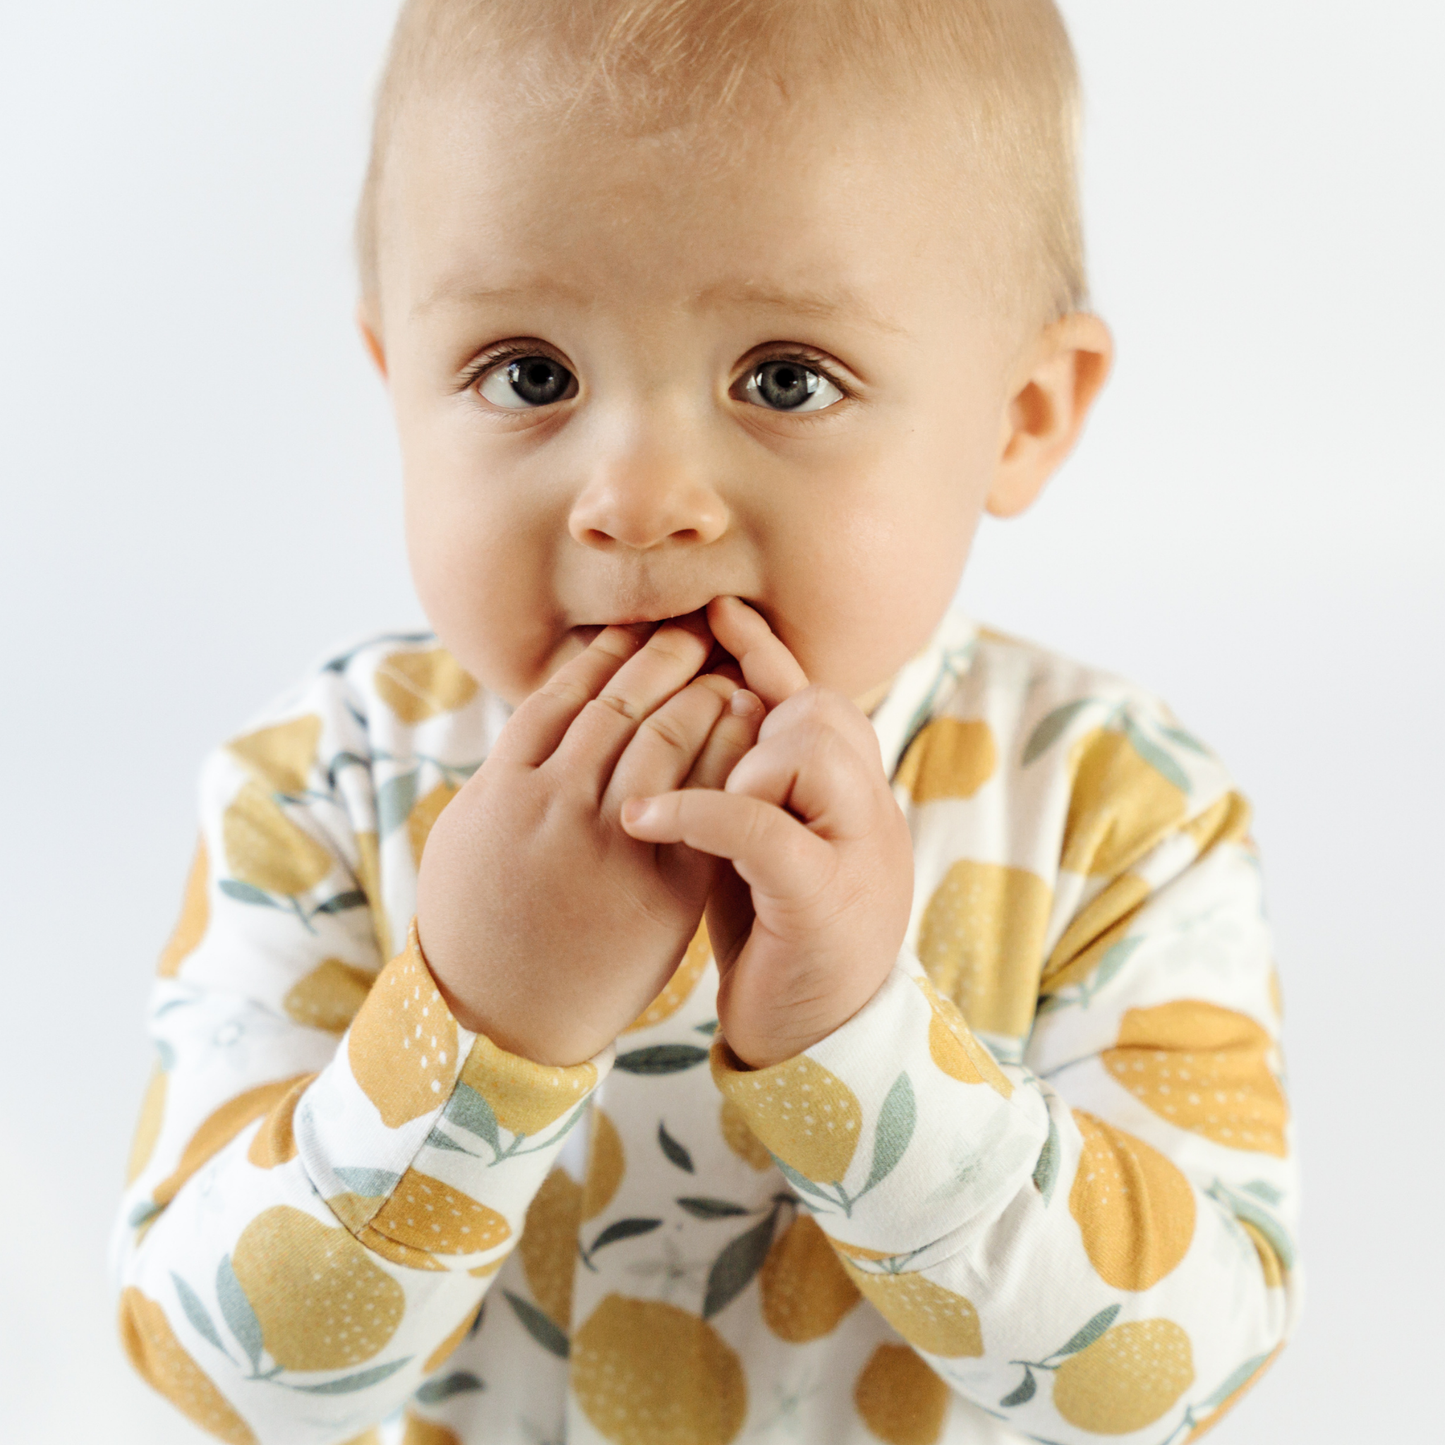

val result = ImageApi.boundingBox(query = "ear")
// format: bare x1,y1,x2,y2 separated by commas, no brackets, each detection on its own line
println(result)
986,312,1113,518
357,302,388,381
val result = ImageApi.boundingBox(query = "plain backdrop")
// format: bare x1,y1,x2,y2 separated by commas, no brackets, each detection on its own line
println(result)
1,3,1440,1441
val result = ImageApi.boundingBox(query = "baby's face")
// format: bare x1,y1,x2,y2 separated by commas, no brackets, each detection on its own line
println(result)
372,79,1033,706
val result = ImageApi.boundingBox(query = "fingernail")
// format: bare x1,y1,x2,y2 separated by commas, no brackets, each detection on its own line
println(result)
729,689,761,717
622,799,653,826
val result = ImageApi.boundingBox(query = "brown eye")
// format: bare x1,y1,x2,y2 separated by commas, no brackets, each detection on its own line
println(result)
478,356,577,409
742,360,844,412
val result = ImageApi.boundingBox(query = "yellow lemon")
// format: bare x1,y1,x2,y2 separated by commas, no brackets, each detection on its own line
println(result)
1041,874,1150,995
1068,1111,1195,1290
402,1412,464,1445
356,1221,447,1273
152,1074,314,1207
376,649,478,724
348,932,459,1127
853,1342,950,1445
226,714,322,794
1052,1318,1194,1434
916,977,1013,1098
126,1062,168,1185
1180,792,1252,857
573,1295,747,1445
369,1170,511,1255
712,1052,861,1184
626,922,712,1032
840,1264,983,1358
354,829,392,962
223,781,332,897
895,717,997,803
158,839,210,977
1238,1220,1286,1289
459,1033,596,1137
1061,727,1188,878
284,958,375,1033
423,1303,483,1374
246,1073,316,1169
1103,1001,1288,1156
719,1098,772,1172
916,860,1051,1037
408,781,458,869
118,1287,256,1444
521,1167,585,1329
759,1213,859,1342
583,1108,626,1220
231,1205,405,1370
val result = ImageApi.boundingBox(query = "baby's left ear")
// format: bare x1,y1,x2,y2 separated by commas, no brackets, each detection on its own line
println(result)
987,312,1113,518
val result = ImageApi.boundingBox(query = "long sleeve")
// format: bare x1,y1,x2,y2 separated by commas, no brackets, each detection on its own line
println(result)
111,652,609,1445
714,665,1299,1443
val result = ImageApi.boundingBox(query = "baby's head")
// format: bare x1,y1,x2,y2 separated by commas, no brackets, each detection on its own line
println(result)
357,0,1111,706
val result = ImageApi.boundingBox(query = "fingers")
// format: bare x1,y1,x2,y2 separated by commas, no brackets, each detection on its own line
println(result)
706,597,809,709
684,688,764,792
621,789,833,903
602,672,736,812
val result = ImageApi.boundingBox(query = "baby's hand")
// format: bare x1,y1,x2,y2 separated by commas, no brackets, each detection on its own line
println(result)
621,598,914,1068
416,615,763,1066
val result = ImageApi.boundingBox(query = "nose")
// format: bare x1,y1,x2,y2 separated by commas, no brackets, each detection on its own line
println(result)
567,436,729,552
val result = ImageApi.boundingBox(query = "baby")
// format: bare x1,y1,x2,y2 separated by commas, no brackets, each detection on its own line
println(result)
114,2,1299,1443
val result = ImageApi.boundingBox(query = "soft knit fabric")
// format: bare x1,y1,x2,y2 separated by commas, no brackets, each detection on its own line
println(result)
113,614,1299,1445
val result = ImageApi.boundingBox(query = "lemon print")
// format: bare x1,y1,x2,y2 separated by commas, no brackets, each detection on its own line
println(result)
223,781,332,897
1103,1001,1288,1156
354,829,392,962
370,1170,511,1254
118,1287,256,1444
356,1221,448,1273
126,1062,168,1184
227,714,322,794
348,932,459,1128
626,922,712,1033
853,1343,950,1445
915,977,1013,1098
1069,1111,1195,1290
840,1264,983,1358
895,717,997,804
719,1098,772,1172
459,1034,596,1137
1182,1344,1282,1442
153,1074,314,1207
408,781,458,869
424,1303,483,1373
232,1205,405,1369
1061,727,1188,878
246,1072,316,1169
712,1052,861,1184
759,1213,860,1342
284,958,375,1033
916,860,1051,1037
573,1295,747,1445
376,648,478,725
830,1239,900,1263
1052,1318,1194,1434
1181,791,1252,857
1238,1219,1285,1289
157,839,209,977
402,1412,464,1445
583,1108,626,1219
521,1167,585,1329
1041,874,1150,994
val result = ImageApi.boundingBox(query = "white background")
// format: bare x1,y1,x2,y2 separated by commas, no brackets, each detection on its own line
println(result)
1,3,1440,1440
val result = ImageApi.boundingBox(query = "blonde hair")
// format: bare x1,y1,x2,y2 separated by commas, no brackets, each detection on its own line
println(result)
356,0,1086,323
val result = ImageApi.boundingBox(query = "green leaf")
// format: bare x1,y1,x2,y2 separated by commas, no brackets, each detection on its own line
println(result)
311,889,368,917
614,1044,710,1075
170,1273,225,1355
658,1122,695,1173
703,1209,779,1319
676,1197,751,1220
1022,700,1094,766
589,1218,664,1252
1212,1184,1295,1270
1000,1367,1037,1408
445,1083,501,1151
334,1168,400,1197
215,1256,263,1371
287,1357,411,1394
415,1370,484,1405
503,1291,570,1359
327,751,372,789
694,1019,720,1036
218,880,283,910
772,1156,834,1204
1241,1179,1284,1206
129,1199,162,1228
864,1072,916,1193
1120,716,1191,793
1200,1352,1272,1411
1158,723,1208,755
1087,937,1143,1000
156,1040,177,1071
1031,1114,1060,1205
377,770,420,838
1054,1304,1120,1358
425,1127,473,1154
546,1098,590,1145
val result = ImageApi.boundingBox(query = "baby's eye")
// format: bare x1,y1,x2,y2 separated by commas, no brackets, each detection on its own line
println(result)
477,355,578,409
740,359,844,413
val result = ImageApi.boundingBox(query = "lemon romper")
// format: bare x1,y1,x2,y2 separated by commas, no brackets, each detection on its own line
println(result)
112,612,1300,1445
